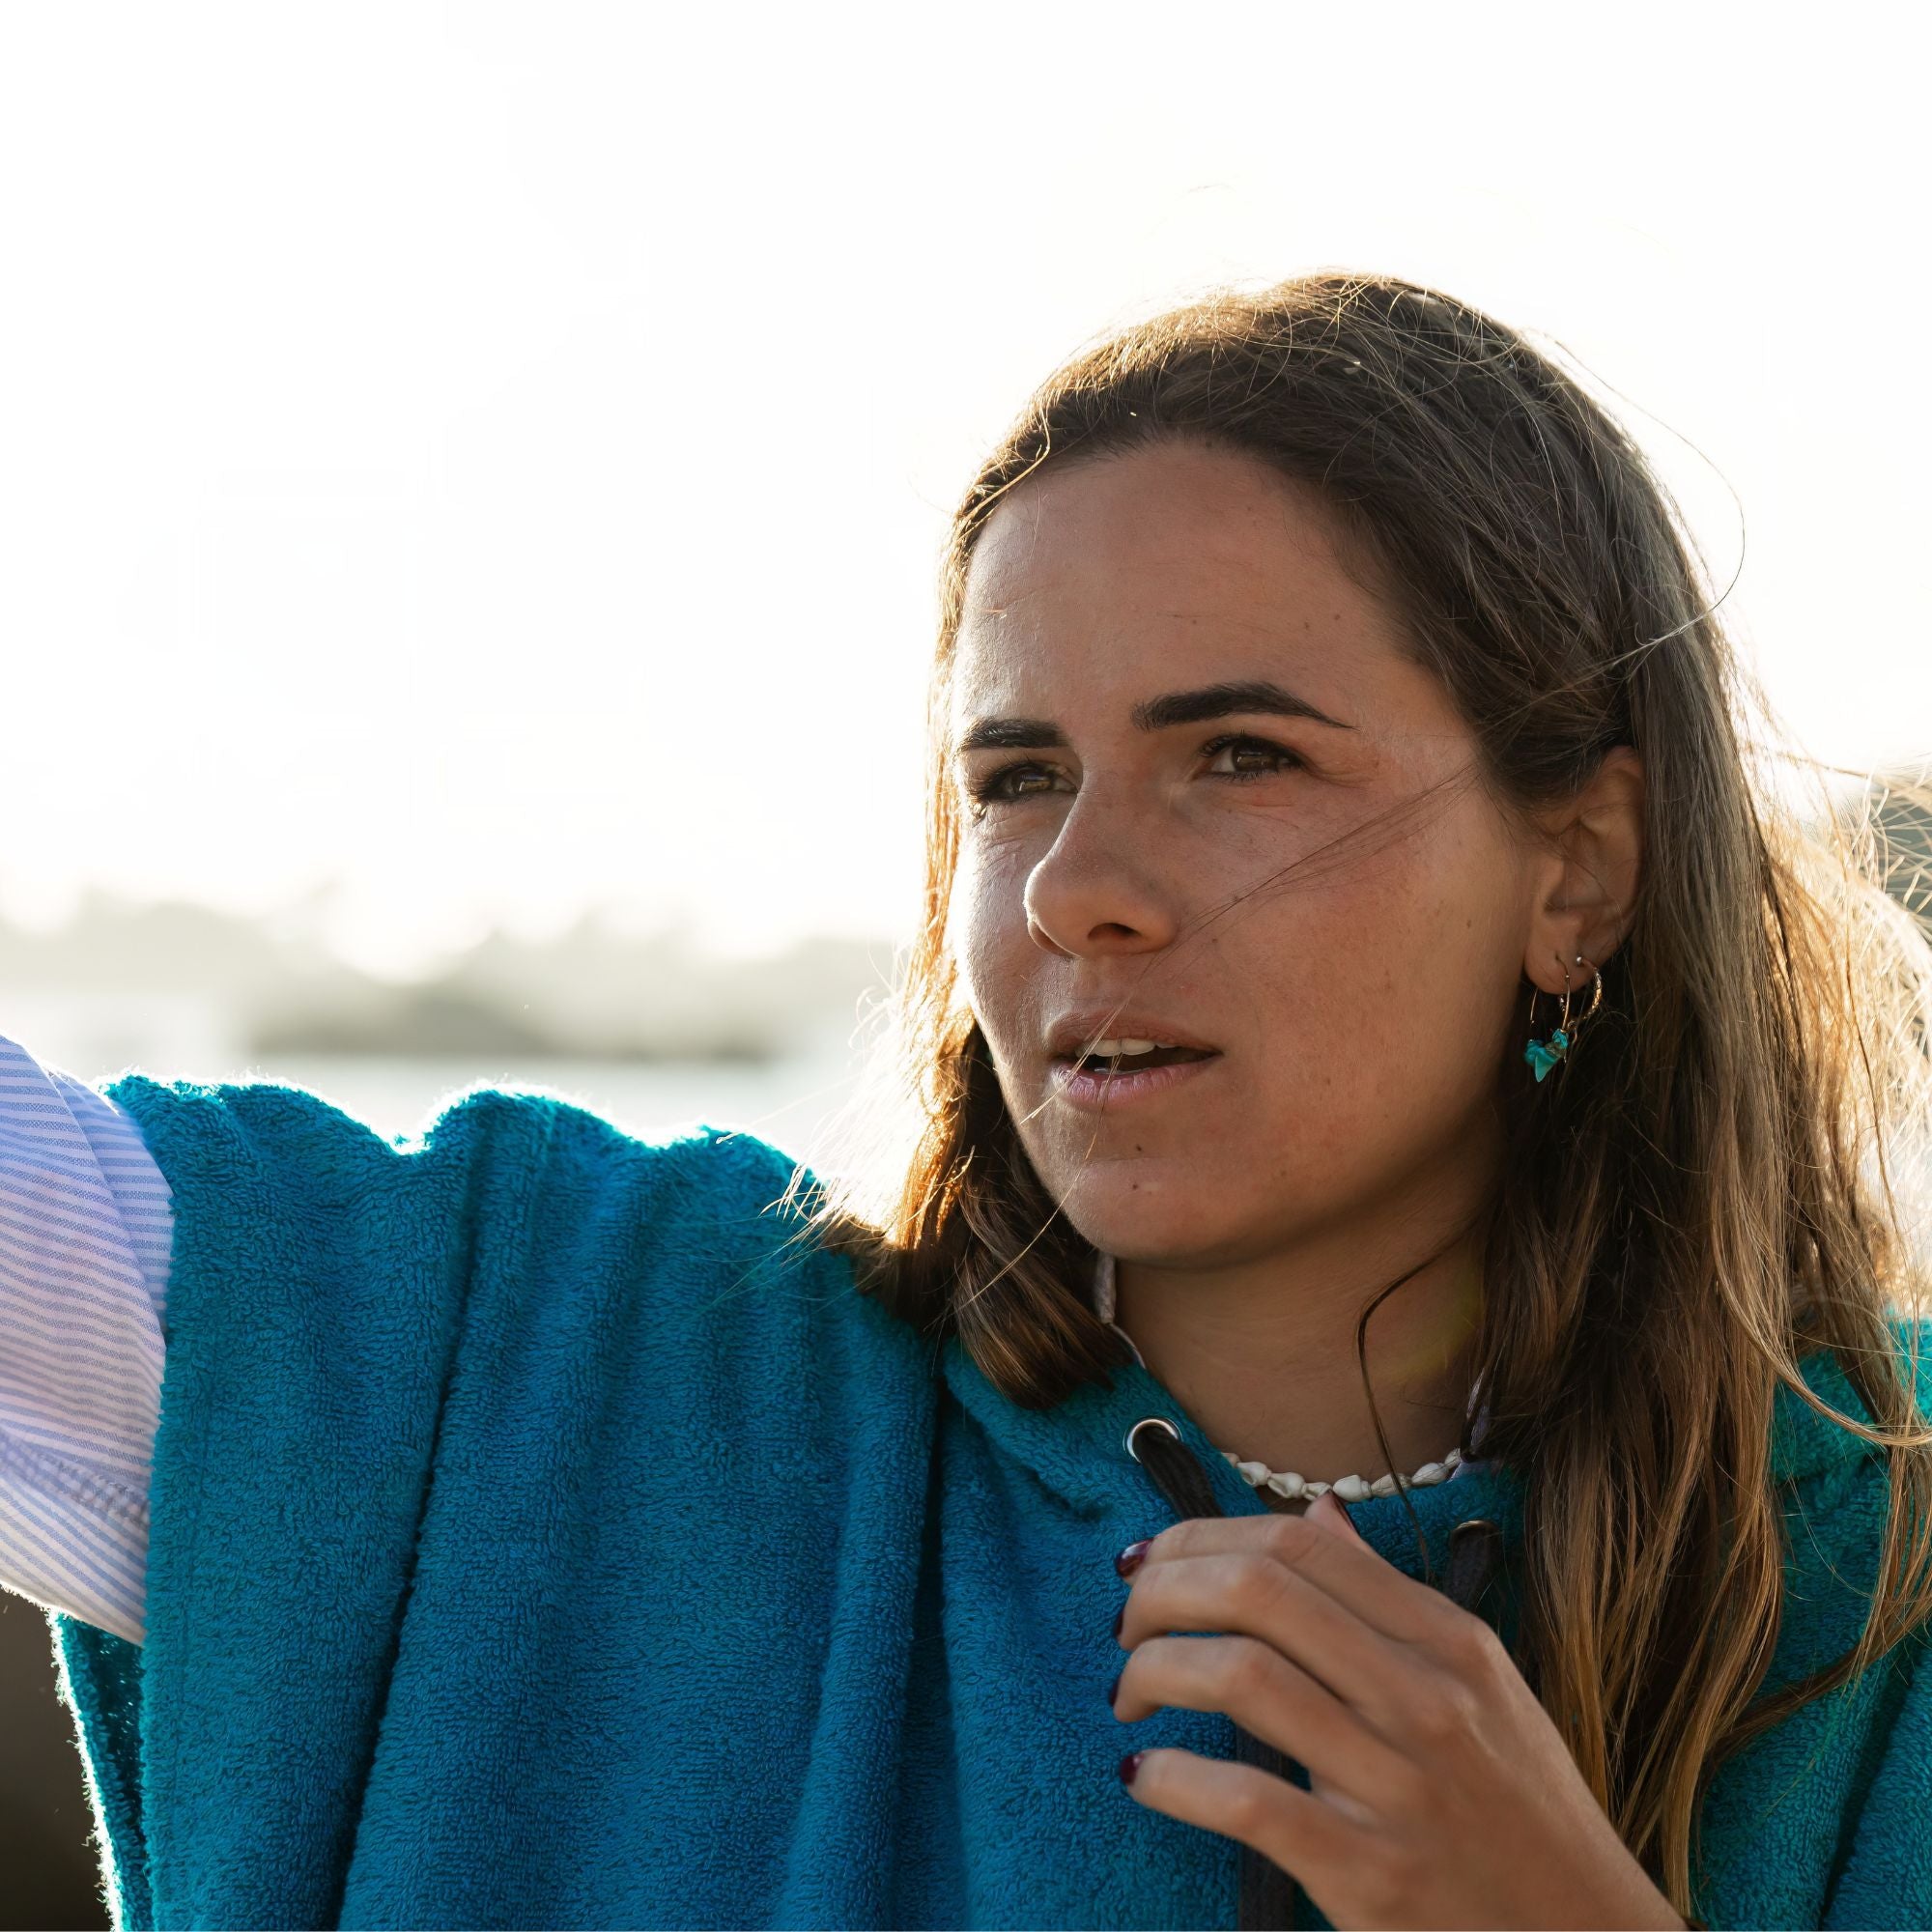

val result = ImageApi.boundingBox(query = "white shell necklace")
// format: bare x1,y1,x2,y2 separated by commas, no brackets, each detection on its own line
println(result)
1091,1250,1478,1505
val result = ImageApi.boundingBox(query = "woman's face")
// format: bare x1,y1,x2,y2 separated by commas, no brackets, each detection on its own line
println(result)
946,438,1542,1267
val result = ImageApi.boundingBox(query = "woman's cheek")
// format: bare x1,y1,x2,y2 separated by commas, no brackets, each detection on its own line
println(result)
1234,905,1449,1154
948,866,1015,1019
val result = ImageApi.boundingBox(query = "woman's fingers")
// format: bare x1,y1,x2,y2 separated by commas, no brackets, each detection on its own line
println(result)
1119,1547,1445,1734
1117,1741,1378,1900
1114,1628,1406,1817
1125,1510,1461,1648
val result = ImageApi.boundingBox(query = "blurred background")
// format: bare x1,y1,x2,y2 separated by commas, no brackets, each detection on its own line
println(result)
3,2,1929,1924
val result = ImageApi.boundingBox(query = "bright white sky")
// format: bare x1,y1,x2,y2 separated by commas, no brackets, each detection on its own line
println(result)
1,4,1922,980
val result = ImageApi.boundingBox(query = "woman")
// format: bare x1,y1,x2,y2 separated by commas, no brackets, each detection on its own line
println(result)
7,272,1931,1931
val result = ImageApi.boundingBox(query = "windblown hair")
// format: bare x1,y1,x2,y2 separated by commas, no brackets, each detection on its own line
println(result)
778,271,1932,1916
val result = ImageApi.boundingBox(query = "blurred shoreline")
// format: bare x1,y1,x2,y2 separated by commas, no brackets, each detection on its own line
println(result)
1,887,902,1171
0,886,900,1057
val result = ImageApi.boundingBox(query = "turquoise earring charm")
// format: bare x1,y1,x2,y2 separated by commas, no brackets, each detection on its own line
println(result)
1523,954,1601,1082
1523,1029,1570,1082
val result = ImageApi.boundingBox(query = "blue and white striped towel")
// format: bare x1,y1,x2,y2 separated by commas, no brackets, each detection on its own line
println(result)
0,1030,171,1644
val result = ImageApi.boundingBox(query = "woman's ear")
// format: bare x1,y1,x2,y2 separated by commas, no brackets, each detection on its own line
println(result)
1521,745,1645,995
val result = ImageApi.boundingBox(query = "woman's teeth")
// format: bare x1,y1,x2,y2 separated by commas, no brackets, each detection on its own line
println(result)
1074,1038,1214,1070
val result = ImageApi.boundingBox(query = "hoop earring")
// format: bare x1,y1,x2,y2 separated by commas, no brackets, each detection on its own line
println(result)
1523,953,1602,1082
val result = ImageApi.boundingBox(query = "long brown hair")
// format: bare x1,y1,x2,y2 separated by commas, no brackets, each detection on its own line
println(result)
777,272,1932,1915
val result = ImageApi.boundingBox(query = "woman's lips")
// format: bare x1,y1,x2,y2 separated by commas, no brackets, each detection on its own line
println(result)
1048,1052,1223,1109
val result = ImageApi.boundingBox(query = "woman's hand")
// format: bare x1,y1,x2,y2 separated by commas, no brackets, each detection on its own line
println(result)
1109,1493,1687,1930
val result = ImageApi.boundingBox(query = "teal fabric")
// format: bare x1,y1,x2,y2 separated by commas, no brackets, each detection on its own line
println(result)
45,1074,1932,1930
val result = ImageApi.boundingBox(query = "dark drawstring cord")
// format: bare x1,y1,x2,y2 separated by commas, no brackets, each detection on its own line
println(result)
1125,1417,1505,1932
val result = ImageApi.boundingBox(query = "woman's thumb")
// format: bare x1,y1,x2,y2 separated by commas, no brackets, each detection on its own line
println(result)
1306,1488,1364,1542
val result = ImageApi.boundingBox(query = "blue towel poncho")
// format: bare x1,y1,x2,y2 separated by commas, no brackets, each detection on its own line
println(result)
47,1073,1932,1928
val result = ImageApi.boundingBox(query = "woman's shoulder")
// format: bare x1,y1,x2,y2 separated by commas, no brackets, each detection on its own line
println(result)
1776,1314,1932,1492
100,1065,897,1362
1767,1317,1932,1671
101,1066,820,1224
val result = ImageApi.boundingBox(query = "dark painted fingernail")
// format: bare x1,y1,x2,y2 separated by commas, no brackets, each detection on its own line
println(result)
1106,1667,1121,1710
1115,1538,1152,1577
1119,1750,1144,1786
1111,1603,1123,1640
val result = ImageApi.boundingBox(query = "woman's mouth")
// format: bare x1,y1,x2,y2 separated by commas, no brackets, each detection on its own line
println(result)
1049,1044,1222,1109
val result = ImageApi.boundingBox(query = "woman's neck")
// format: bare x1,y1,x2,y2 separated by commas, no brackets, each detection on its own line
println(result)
1110,1226,1486,1490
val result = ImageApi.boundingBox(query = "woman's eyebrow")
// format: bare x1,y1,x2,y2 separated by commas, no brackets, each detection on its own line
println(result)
953,679,1355,755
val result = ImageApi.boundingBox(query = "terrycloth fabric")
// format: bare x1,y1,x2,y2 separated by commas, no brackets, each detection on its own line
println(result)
46,1072,1932,1930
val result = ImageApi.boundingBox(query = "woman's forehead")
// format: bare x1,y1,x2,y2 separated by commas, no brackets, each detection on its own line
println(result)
961,441,1356,615
950,446,1426,734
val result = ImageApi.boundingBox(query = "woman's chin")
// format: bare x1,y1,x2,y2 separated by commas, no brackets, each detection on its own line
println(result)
1050,1168,1224,1258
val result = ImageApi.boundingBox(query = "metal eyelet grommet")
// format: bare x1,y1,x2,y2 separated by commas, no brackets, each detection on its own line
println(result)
1125,1416,1180,1463
1450,1517,1500,1540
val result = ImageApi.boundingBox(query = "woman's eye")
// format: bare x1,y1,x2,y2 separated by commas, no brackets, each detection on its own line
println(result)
964,734,1303,813
1204,733,1304,782
966,762,1061,809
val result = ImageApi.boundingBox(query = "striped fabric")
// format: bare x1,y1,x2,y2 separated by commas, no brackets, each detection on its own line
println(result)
0,1030,171,1645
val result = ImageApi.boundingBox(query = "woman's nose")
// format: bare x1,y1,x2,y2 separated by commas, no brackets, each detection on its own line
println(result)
1022,810,1181,958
